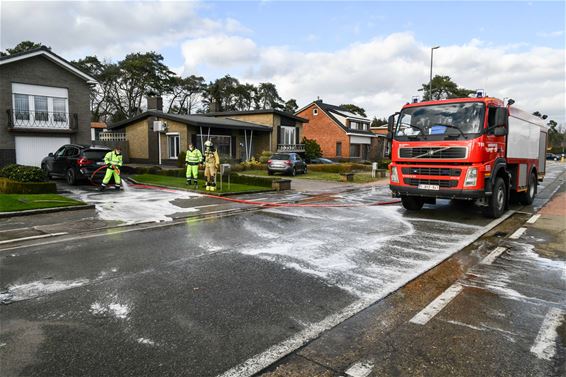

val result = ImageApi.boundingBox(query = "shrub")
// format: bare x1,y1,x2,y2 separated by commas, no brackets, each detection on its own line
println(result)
258,150,272,164
230,173,274,187
0,178,56,194
240,157,265,171
377,159,391,169
302,137,322,162
307,163,371,173
0,164,48,183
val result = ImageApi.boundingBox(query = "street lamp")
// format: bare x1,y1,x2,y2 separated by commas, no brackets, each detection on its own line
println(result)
429,46,440,100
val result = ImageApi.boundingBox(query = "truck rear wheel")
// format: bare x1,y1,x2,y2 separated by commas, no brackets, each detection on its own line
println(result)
483,177,506,218
401,196,424,211
518,172,537,205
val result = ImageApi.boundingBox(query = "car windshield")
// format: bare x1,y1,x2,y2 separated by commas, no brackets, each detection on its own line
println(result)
271,154,290,160
84,150,109,160
395,102,485,140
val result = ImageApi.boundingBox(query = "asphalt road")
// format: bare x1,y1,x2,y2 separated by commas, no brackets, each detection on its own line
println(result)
1,162,565,376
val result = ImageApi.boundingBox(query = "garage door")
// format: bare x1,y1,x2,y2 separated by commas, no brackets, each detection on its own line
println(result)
15,136,70,167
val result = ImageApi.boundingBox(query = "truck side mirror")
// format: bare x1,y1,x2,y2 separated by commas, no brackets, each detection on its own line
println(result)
387,112,398,140
493,126,507,136
495,107,508,128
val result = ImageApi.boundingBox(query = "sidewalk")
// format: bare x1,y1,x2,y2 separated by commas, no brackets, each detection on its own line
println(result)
262,185,566,377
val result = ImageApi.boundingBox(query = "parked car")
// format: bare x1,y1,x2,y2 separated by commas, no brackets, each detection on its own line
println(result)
41,144,112,185
267,153,307,176
309,157,335,164
546,153,559,161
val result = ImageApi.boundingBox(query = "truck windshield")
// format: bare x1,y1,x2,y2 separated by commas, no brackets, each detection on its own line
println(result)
395,102,485,140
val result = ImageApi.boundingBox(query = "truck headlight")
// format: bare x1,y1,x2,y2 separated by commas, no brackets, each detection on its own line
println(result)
464,167,478,187
391,166,399,183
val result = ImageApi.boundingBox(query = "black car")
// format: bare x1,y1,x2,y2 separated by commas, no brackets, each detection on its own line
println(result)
546,153,559,161
41,144,112,185
309,157,335,164
267,153,307,176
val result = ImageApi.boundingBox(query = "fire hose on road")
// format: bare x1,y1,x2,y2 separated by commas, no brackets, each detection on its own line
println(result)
126,181,401,208
89,165,121,187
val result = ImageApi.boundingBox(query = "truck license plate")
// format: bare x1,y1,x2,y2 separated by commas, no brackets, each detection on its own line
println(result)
418,184,440,190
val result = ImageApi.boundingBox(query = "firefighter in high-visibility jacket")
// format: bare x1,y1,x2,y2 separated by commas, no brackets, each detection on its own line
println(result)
203,140,220,191
100,146,123,191
185,144,202,186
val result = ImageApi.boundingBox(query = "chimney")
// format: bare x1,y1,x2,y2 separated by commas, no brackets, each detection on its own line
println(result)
147,96,163,112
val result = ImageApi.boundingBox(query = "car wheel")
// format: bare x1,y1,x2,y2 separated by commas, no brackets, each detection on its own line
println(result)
291,167,297,176
483,177,506,218
519,171,537,205
401,196,424,211
66,168,77,186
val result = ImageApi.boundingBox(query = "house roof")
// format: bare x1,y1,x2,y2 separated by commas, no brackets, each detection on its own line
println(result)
297,100,375,137
206,109,308,123
0,46,98,84
109,111,273,132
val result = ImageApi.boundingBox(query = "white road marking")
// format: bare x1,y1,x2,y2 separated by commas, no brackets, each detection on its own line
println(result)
192,204,218,209
0,232,67,245
345,360,374,377
409,284,464,325
526,214,541,224
509,227,527,240
530,308,564,360
481,247,507,265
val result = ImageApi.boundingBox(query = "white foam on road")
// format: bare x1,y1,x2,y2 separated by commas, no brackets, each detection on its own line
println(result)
481,247,507,265
90,301,130,320
345,360,374,377
0,279,89,303
530,308,564,360
71,184,202,224
409,284,464,325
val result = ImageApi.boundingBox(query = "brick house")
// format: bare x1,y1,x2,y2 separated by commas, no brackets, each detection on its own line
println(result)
207,109,308,154
296,100,376,160
0,46,96,167
108,98,278,165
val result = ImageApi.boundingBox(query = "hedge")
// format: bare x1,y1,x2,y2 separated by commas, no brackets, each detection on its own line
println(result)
308,163,372,173
0,164,48,182
0,178,57,194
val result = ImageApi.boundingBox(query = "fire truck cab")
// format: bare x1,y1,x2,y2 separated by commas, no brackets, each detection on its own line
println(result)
388,97,549,218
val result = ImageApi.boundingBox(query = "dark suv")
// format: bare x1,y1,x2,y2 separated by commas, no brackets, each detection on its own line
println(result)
41,144,112,185
267,153,307,176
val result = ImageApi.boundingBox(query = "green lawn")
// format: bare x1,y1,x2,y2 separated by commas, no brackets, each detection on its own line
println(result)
243,170,382,184
131,174,271,194
0,194,85,212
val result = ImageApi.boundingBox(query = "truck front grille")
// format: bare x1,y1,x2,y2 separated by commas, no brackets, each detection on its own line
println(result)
399,147,467,159
401,167,462,177
404,178,458,188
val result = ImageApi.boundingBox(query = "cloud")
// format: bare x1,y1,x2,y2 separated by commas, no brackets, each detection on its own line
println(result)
180,32,565,122
536,30,565,38
181,35,258,70
0,1,236,60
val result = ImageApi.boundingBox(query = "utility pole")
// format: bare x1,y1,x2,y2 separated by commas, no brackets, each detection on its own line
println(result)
429,46,440,100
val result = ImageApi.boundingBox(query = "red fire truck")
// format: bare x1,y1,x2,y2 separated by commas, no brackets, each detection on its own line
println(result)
387,96,549,218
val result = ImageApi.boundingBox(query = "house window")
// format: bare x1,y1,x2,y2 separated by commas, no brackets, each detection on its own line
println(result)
196,135,232,158
281,126,296,145
313,108,318,116
336,142,342,157
350,121,359,130
350,144,361,158
34,96,49,122
53,98,67,123
14,94,29,120
167,133,180,159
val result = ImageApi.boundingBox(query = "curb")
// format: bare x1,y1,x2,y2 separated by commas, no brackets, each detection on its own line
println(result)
0,204,95,218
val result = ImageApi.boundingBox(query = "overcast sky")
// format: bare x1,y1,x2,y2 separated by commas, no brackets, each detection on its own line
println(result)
2,0,564,123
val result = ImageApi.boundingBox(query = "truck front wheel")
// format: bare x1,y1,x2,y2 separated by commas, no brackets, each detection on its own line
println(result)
483,177,506,218
401,196,424,211
519,172,537,205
